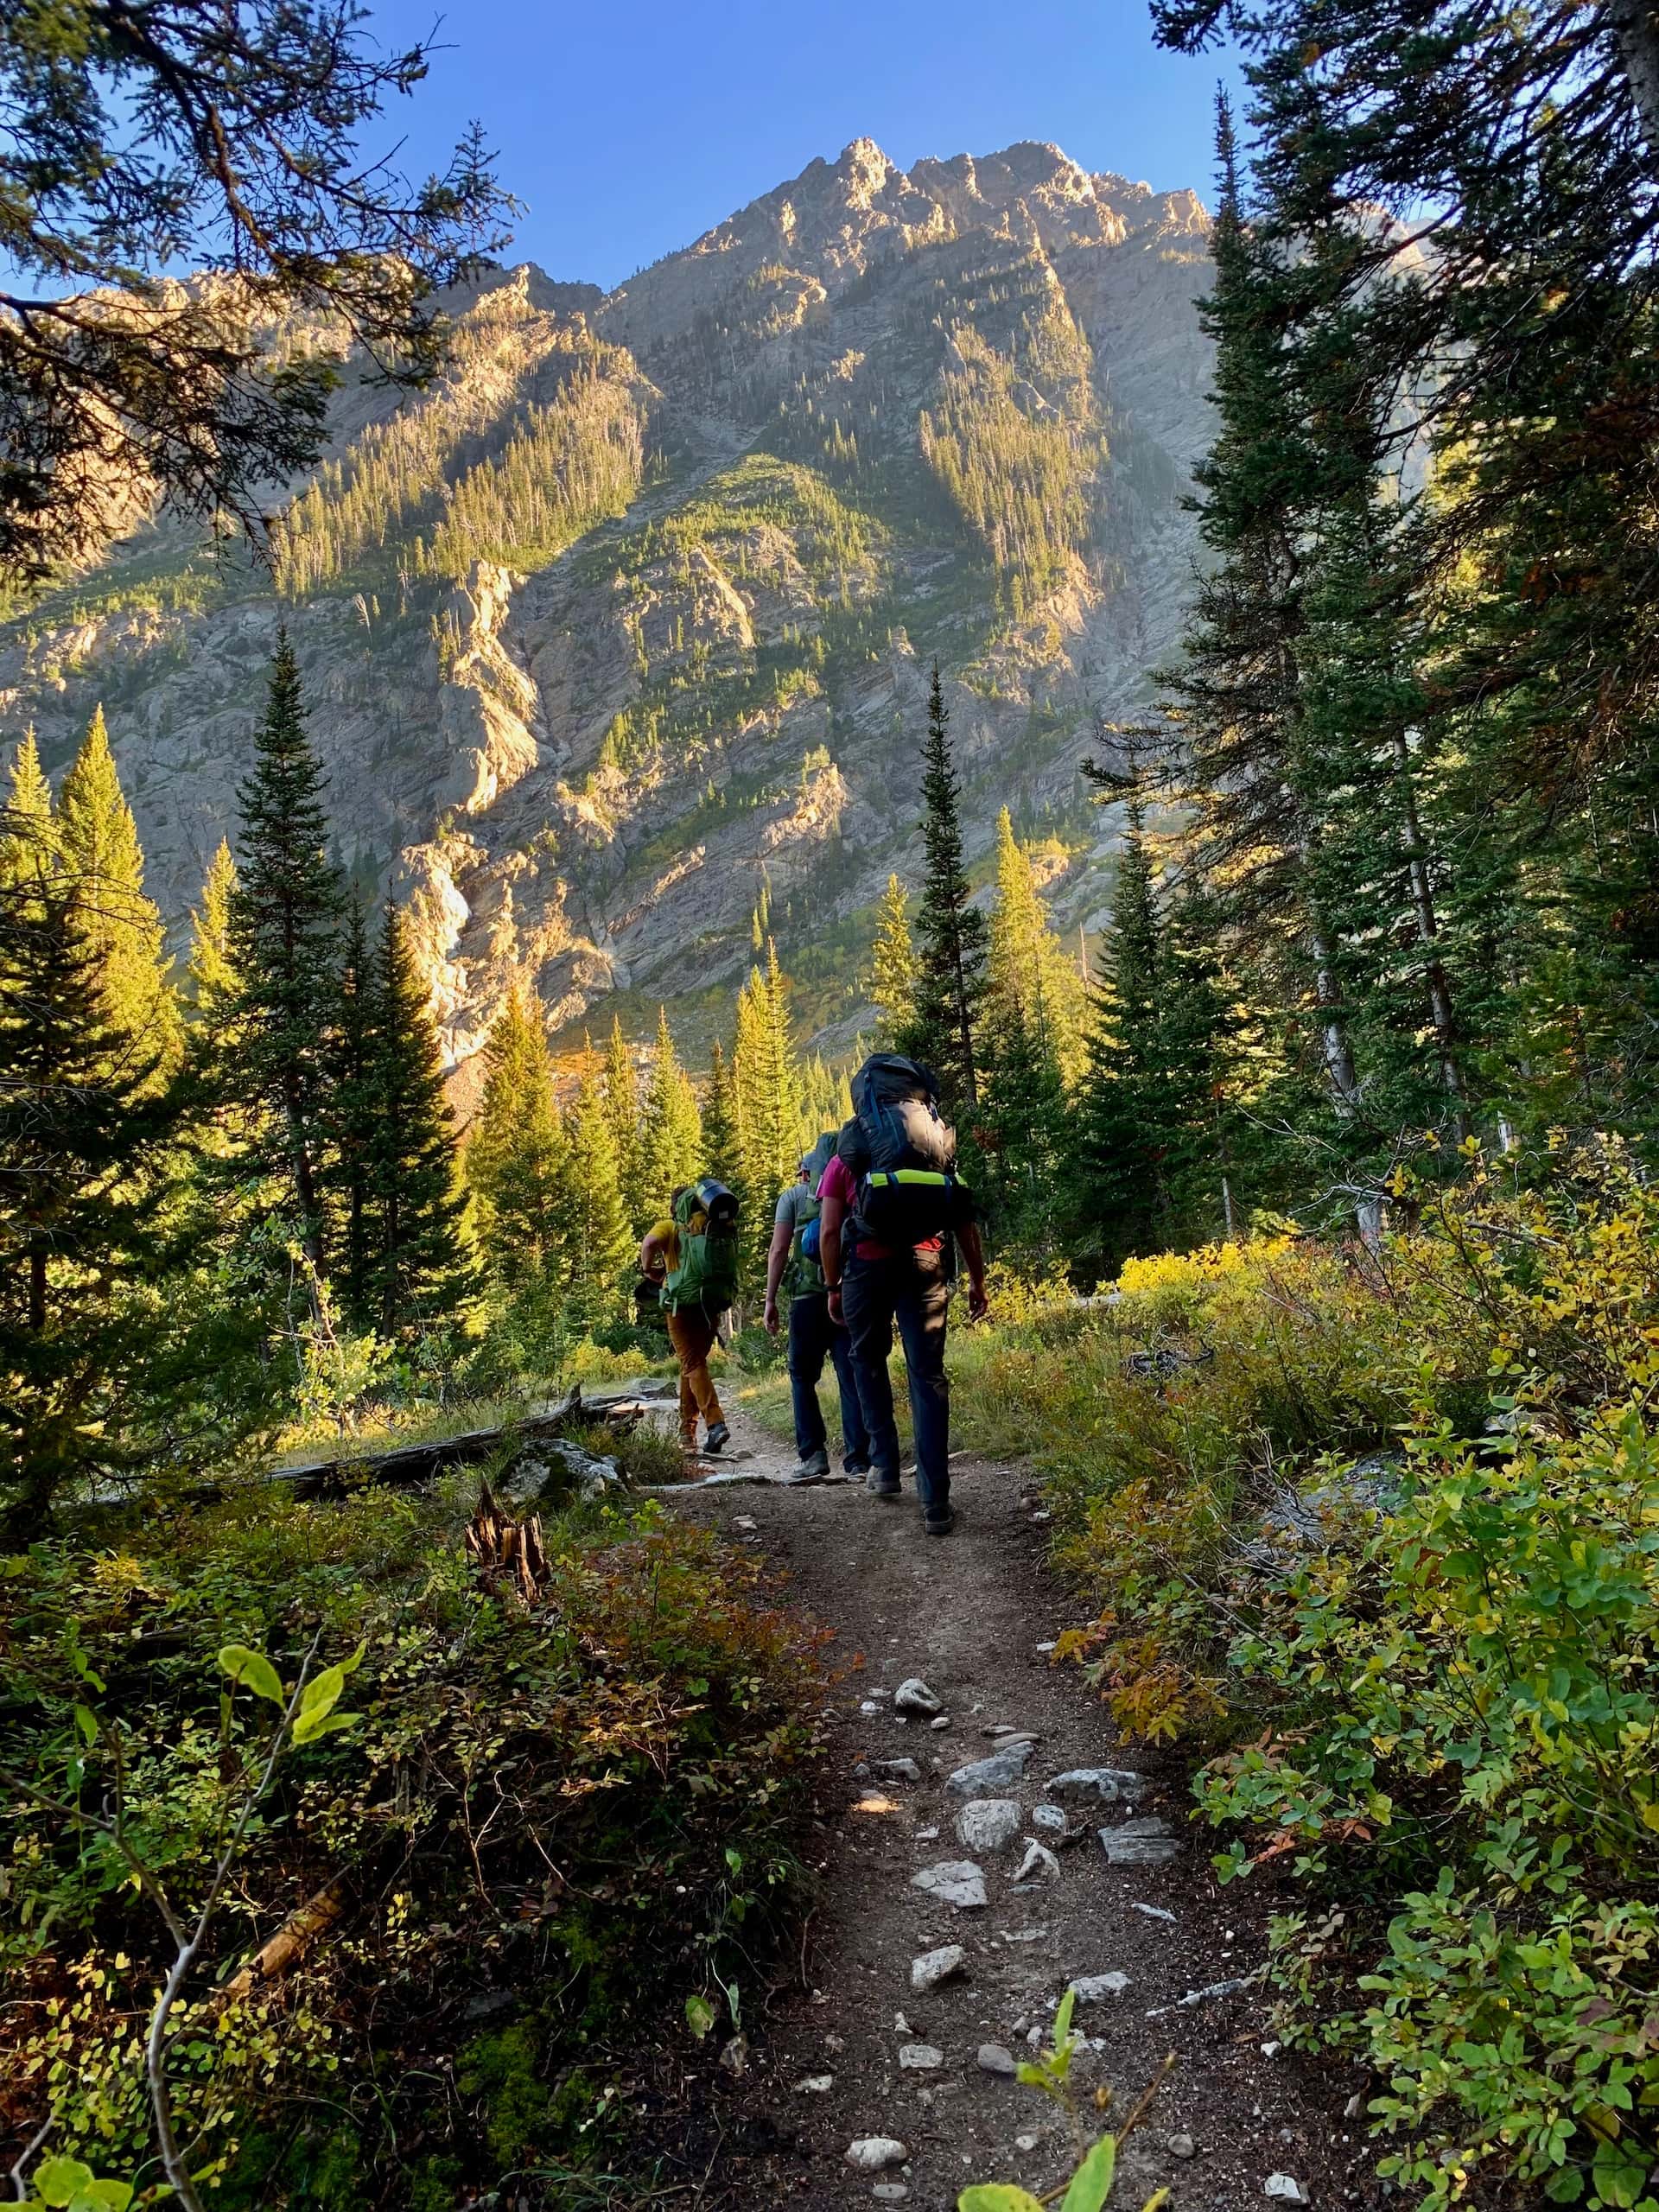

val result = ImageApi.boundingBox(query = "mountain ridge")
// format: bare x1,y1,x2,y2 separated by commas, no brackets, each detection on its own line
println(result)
0,135,1216,1075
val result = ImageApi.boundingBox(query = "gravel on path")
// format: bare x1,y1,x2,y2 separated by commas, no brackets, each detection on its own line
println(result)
665,1406,1379,2212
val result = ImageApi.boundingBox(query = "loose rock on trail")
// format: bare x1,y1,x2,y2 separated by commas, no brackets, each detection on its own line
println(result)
667,1408,1378,2211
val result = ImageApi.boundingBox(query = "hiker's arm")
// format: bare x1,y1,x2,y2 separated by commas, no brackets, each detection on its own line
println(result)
639,1227,669,1279
958,1220,989,1321
821,1185,846,1324
763,1219,791,1335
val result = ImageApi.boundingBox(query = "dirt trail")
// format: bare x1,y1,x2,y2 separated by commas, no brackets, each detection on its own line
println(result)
666,1407,1376,2212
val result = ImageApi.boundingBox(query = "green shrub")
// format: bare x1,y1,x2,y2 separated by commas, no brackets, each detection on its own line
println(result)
2,1482,821,2203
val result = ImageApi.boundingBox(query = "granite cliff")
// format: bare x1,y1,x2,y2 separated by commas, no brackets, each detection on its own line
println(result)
0,137,1214,1066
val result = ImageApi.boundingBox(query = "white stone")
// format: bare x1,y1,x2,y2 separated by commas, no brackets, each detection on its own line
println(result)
911,1859,988,1910
1264,2178,1307,2205
875,1757,923,1783
1032,1803,1071,1835
977,2043,1018,2075
1047,1766,1145,1802
873,2189,911,2204
945,1742,1034,1796
955,1798,1024,1853
899,2044,942,2069
894,1678,942,1715
1132,1901,1176,1923
793,2074,835,2094
1099,1816,1178,1866
1015,2133,1040,2152
911,1943,966,1993
1014,1840,1062,1884
1168,2133,1196,2158
845,2138,908,2172
929,1713,952,1731
1068,1972,1131,2003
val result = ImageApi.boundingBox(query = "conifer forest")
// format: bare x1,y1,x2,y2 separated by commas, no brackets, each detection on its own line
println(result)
5,3,1659,2209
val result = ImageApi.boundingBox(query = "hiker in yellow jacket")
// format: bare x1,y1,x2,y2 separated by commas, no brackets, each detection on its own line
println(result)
640,1182,735,1458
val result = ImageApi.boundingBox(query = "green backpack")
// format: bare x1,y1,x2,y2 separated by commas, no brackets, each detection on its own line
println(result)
784,1131,839,1300
785,1192,825,1298
663,1179,741,1315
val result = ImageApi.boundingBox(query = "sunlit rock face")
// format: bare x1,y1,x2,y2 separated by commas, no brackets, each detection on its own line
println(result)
0,139,1216,1070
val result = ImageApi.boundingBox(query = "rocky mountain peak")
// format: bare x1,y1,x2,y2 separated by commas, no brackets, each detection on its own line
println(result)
0,135,1218,1075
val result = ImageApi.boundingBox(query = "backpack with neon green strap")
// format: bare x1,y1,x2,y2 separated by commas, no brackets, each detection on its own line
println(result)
837,1053,970,1246
663,1179,741,1313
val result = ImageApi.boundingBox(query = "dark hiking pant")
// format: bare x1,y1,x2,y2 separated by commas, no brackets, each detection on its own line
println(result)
788,1292,872,1468
841,1249,951,1509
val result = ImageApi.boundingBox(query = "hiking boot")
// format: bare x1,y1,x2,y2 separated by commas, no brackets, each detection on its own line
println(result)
785,1448,830,1486
866,1469,901,1499
842,1458,871,1477
922,1503,957,1536
703,1421,731,1455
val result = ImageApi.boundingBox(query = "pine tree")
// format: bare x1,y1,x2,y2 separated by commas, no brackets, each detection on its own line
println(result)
986,808,1086,1088
1071,802,1256,1271
561,1062,634,1332
359,904,472,1337
701,1038,744,1196
467,985,568,1282
1157,97,1373,1179
601,1015,644,1232
638,1005,702,1221
325,901,378,1327
0,862,173,1535
184,840,242,1027
912,664,987,1112
2,730,54,887
227,632,342,1281
869,873,920,1051
1074,799,1169,1267
734,941,803,1264
55,705,181,1078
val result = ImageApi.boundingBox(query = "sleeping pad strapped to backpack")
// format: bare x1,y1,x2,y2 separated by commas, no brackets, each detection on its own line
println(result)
663,1179,741,1314
836,1053,969,1246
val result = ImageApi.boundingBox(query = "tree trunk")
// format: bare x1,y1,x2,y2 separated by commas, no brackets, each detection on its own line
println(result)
1610,0,1659,165
1309,925,1363,1112
1393,732,1468,1136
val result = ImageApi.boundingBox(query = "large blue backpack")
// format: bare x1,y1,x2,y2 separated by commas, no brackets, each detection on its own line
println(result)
836,1053,966,1245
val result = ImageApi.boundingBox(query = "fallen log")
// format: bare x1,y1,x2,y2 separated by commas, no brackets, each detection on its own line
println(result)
265,1382,671,1498
219,1873,351,2005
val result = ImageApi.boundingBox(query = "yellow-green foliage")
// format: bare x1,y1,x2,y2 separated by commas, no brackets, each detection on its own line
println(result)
958,1147,1659,2212
274,305,650,597
920,308,1103,601
419,346,649,578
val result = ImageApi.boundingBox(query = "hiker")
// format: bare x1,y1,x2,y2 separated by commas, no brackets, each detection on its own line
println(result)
764,1133,874,1486
639,1179,741,1458
819,1053,988,1536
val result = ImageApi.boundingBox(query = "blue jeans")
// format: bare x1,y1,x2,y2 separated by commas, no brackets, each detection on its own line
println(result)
841,1249,951,1509
788,1293,871,1468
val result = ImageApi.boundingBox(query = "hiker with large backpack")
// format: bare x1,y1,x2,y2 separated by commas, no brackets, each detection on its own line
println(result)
819,1053,988,1535
639,1179,741,1458
764,1134,873,1486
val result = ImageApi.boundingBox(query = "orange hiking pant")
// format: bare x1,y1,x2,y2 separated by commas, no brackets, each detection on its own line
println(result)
666,1304,725,1444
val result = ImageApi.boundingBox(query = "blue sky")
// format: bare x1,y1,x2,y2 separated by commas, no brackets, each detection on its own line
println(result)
367,0,1236,289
